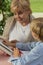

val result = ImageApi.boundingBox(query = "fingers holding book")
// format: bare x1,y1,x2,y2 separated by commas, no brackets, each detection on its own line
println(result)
0,38,16,47
0,49,7,56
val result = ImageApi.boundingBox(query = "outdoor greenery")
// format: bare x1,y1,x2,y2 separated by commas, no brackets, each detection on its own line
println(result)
30,0,43,12
0,0,13,35
0,0,43,35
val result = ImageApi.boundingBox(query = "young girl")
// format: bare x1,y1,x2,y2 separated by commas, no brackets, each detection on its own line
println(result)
9,18,43,65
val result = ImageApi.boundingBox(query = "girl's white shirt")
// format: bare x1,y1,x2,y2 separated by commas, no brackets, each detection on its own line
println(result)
9,21,32,42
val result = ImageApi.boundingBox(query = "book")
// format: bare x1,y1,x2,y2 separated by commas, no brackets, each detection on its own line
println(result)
0,39,13,55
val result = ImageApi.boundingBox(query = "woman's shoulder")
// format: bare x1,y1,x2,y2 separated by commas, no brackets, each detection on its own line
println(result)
6,16,14,23
2,16,15,40
5,16,15,28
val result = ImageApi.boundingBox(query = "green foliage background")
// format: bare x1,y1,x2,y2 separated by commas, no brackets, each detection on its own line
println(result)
0,0,12,35
30,0,43,12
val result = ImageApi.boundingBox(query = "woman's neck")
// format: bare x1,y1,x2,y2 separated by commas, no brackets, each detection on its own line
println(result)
20,20,30,26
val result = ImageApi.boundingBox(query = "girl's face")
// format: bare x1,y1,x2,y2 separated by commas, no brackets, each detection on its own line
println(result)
32,31,40,41
14,9,30,24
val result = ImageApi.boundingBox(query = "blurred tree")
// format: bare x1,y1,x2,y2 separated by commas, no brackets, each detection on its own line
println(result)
0,0,13,35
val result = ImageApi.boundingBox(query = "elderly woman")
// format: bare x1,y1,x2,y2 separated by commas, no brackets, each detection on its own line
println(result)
0,0,34,55
3,0,33,42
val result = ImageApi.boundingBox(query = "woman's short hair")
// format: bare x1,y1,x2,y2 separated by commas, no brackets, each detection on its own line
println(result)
30,18,43,41
11,0,32,14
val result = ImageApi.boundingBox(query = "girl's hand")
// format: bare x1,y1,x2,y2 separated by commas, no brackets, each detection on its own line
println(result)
13,48,21,57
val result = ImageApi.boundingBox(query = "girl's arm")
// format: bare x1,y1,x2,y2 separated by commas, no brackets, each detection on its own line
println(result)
22,42,43,64
16,42,36,51
9,42,43,65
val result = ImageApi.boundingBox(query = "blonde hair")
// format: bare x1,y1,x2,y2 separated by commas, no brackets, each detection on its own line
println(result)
30,18,43,41
11,0,32,14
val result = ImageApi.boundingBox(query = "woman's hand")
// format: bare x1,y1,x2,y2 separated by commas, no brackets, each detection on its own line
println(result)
0,50,4,55
0,50,7,55
0,38,18,47
0,38,14,47
0,38,8,45
10,40,19,43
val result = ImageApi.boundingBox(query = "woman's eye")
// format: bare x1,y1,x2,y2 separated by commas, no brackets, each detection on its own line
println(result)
14,11,23,15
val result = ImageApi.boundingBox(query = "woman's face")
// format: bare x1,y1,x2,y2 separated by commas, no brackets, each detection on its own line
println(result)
32,31,40,41
14,9,30,24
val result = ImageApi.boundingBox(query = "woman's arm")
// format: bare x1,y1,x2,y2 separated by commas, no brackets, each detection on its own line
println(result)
3,16,14,40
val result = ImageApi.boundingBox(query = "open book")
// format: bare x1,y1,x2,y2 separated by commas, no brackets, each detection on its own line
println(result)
0,39,13,55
